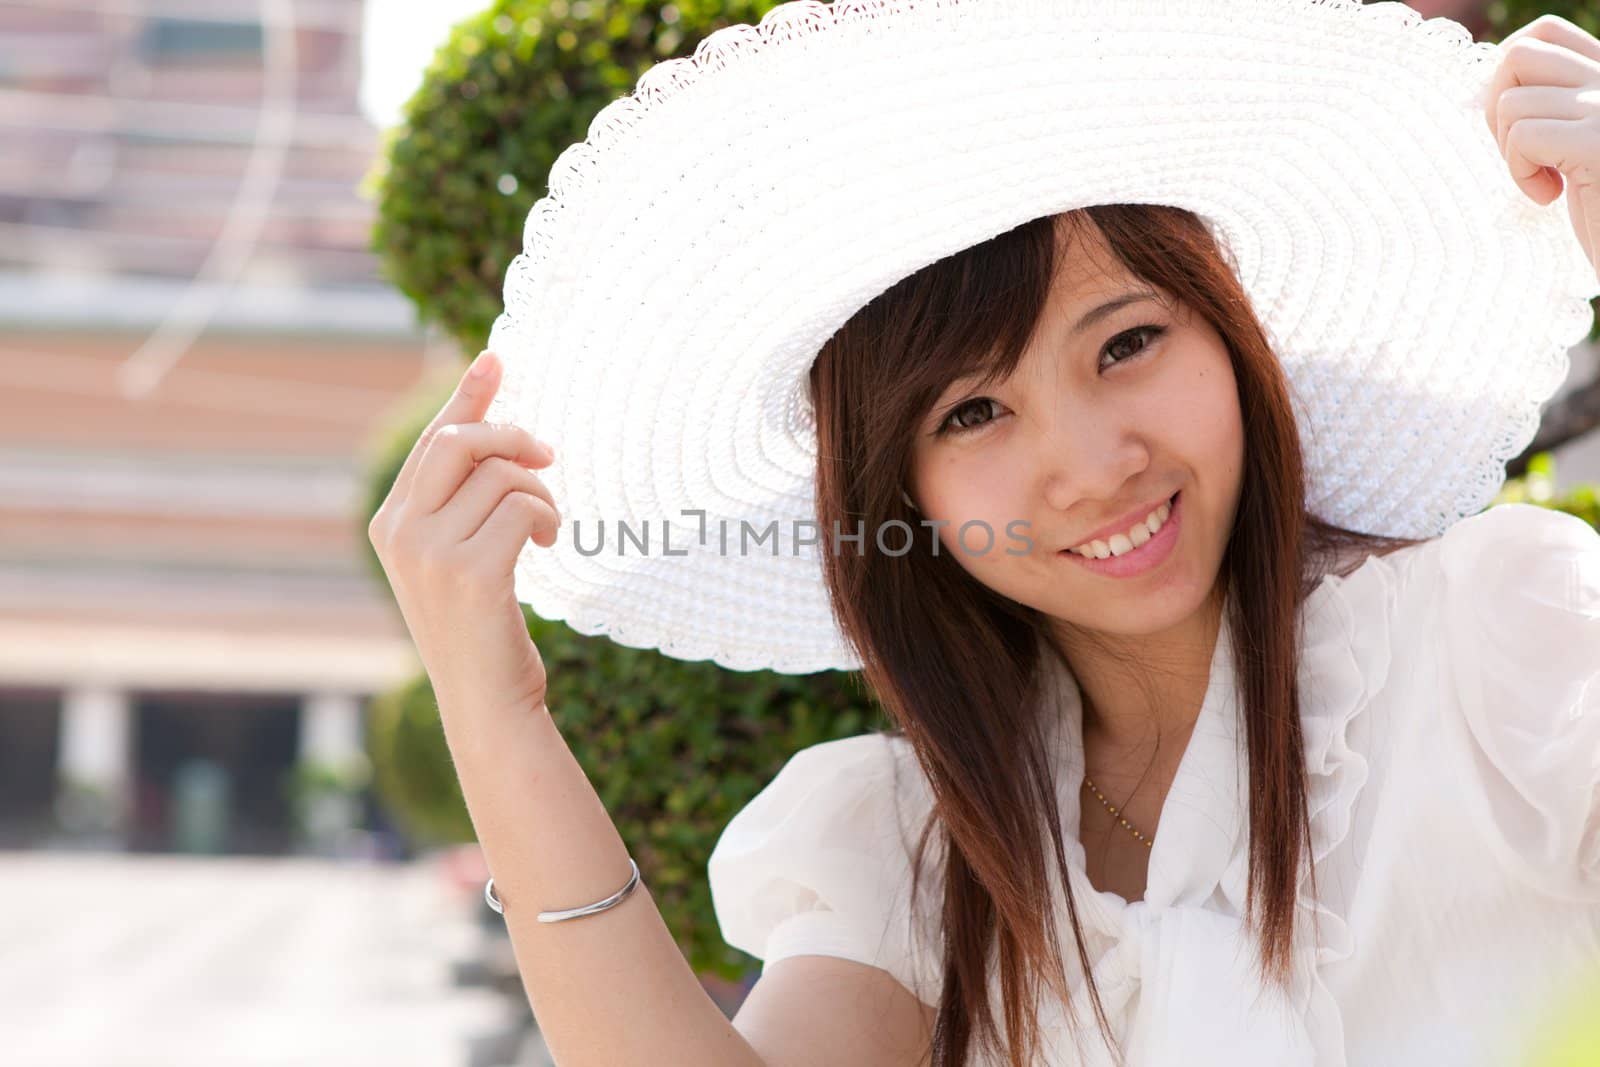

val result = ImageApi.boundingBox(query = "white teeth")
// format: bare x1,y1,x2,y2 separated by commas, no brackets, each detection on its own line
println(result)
1072,499,1172,558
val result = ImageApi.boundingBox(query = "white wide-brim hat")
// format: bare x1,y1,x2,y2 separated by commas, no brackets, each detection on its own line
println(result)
483,0,1599,675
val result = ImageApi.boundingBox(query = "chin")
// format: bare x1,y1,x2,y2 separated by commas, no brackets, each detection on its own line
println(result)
1040,573,1214,637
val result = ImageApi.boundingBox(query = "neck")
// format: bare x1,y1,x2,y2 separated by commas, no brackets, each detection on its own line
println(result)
1050,587,1226,771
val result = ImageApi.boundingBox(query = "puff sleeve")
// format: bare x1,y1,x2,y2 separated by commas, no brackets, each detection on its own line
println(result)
706,732,946,1007
1435,502,1600,899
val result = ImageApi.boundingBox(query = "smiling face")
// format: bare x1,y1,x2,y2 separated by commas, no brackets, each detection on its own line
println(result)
906,220,1245,642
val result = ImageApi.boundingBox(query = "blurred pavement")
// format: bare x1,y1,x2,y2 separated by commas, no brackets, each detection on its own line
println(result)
0,851,524,1067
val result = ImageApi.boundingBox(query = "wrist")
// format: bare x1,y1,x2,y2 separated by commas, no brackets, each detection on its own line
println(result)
435,687,554,761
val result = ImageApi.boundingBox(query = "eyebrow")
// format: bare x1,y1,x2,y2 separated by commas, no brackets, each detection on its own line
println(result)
1067,288,1161,338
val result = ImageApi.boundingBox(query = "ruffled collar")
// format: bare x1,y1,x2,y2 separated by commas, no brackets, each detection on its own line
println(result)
1024,549,1407,1066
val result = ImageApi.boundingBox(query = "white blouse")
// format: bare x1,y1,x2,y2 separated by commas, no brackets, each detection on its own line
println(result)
706,502,1600,1066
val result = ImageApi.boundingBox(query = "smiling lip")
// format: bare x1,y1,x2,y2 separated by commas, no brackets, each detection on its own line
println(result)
1066,491,1178,551
1058,490,1182,578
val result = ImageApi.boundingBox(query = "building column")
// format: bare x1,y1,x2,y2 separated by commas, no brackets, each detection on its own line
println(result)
296,691,369,854
56,684,133,843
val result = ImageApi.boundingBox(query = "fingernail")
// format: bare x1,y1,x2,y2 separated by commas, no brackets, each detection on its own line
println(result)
468,352,492,378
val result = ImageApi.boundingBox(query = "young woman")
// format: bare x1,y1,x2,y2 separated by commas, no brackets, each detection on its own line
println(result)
368,3,1600,1065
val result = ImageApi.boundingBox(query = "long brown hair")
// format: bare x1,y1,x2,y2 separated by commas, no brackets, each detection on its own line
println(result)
806,203,1428,1067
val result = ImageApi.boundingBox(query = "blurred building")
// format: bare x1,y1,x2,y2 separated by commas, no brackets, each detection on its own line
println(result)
0,0,454,855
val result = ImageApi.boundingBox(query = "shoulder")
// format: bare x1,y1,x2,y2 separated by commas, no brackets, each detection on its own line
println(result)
722,732,934,840
709,732,931,855
1310,502,1596,622
1433,500,1598,586
706,732,946,1004
1429,502,1598,677
1426,504,1600,898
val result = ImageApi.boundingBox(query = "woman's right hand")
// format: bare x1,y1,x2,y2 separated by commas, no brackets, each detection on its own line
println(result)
367,349,562,720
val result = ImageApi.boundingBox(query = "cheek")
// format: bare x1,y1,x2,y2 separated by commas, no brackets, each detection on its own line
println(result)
918,450,1022,524
1164,350,1243,466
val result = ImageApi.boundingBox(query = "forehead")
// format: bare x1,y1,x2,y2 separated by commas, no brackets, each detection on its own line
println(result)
1048,218,1139,305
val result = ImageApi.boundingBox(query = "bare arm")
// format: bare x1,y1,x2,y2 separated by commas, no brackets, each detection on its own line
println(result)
444,695,766,1067
734,954,937,1067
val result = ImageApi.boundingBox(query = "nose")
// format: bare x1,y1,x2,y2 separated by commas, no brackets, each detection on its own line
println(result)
1035,403,1151,514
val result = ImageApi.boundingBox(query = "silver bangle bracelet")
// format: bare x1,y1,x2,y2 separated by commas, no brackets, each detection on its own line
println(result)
484,856,642,923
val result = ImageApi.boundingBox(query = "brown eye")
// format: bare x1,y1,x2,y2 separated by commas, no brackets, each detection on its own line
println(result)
1099,325,1166,371
938,397,1003,437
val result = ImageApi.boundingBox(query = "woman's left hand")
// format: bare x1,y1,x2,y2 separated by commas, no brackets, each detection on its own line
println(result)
1483,13,1600,281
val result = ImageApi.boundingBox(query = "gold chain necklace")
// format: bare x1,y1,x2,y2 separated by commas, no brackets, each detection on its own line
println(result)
1082,774,1154,849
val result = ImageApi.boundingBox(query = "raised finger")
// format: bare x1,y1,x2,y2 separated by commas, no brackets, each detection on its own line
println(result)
1508,14,1600,66
409,420,555,517
1494,83,1587,168
391,350,503,503
1504,115,1587,205
463,485,563,574
1484,35,1597,141
433,455,562,548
